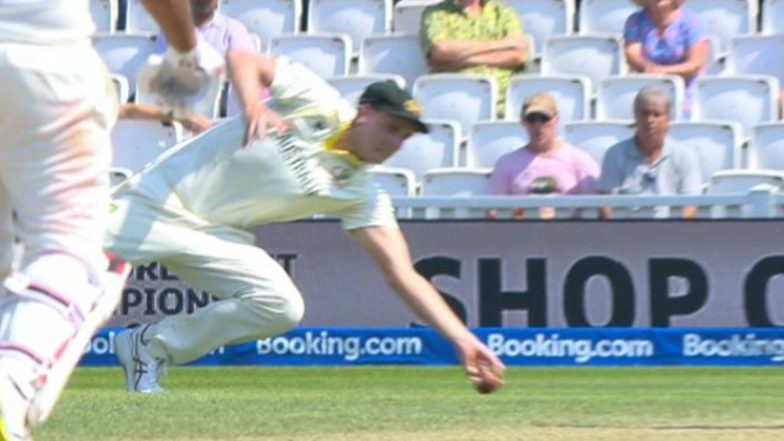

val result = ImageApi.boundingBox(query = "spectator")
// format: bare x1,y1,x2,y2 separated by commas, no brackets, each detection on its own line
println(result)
420,0,528,117
598,86,702,219
120,0,262,133
488,92,600,219
624,0,709,119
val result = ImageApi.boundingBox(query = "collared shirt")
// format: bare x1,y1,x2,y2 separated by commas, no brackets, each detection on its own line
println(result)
0,0,94,45
113,58,397,232
597,135,702,196
420,0,525,116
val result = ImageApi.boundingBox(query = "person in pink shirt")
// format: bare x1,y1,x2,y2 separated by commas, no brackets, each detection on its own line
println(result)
488,92,600,219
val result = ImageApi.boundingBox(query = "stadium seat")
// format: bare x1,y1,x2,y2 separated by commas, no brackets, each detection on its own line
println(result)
385,119,461,183
412,74,498,136
465,121,527,168
541,35,626,89
705,170,784,194
92,33,157,94
110,73,130,104
504,0,575,57
577,0,638,36
358,34,428,92
90,0,118,33
668,121,743,184
691,75,779,139
504,74,591,129
392,0,440,34
705,34,725,76
563,121,635,166
595,74,686,122
749,123,784,170
761,0,784,35
268,33,352,77
111,120,183,172
727,35,784,87
307,0,393,57
685,0,757,52
369,167,417,196
421,168,492,196
218,0,302,47
327,74,405,105
125,0,159,34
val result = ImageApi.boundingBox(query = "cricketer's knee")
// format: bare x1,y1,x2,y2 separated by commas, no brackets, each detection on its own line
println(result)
242,277,304,338
0,251,129,426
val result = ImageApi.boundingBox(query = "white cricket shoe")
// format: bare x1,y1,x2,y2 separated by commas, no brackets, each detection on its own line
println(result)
114,325,166,394
0,373,32,441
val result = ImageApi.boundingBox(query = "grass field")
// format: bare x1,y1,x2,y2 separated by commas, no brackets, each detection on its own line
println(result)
35,366,784,441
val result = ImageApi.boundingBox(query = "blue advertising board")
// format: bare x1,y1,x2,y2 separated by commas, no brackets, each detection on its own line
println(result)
83,327,784,367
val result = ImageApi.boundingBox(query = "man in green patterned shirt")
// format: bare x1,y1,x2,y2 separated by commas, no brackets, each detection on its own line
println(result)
420,0,528,117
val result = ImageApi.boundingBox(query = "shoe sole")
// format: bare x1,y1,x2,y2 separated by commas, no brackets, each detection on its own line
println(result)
27,258,130,427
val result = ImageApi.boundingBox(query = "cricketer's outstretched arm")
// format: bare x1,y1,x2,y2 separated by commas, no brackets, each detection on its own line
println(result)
349,225,505,394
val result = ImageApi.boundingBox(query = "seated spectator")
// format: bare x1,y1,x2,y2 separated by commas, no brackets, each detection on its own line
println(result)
488,92,600,219
120,0,263,133
624,0,709,119
598,86,702,219
420,0,527,117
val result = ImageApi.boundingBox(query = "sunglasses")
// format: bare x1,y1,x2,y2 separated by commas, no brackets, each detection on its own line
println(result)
524,114,552,124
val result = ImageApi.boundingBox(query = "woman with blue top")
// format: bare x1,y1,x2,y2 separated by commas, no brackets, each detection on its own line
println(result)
624,0,709,119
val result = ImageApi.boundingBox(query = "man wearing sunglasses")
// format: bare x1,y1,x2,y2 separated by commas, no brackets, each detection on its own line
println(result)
488,92,600,219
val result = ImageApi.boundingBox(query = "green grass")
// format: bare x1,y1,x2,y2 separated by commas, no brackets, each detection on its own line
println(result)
35,366,784,441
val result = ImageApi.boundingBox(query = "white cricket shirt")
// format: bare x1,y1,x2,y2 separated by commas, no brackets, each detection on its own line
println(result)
115,58,397,231
0,0,94,45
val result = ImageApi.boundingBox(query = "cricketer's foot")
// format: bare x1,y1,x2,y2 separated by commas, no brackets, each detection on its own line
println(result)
0,374,32,441
115,325,166,394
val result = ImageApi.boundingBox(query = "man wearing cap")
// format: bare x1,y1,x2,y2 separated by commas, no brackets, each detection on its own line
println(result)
488,92,600,219
108,50,505,396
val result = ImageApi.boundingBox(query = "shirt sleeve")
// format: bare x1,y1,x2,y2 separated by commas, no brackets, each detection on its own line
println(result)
489,156,511,195
269,58,355,124
623,11,644,42
339,184,399,231
683,12,707,47
226,19,257,53
497,3,524,38
420,5,449,55
678,148,703,195
574,151,601,195
597,143,625,194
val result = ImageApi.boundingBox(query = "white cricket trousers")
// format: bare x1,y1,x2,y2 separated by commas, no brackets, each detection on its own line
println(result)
106,196,305,365
0,42,115,281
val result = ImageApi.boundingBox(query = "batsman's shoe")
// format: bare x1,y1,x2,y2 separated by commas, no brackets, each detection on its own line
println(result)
0,374,32,441
115,325,166,394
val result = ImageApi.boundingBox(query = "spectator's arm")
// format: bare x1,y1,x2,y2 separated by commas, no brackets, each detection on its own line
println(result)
655,39,709,80
430,36,527,70
624,41,651,73
678,147,703,220
118,103,213,134
140,0,197,53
